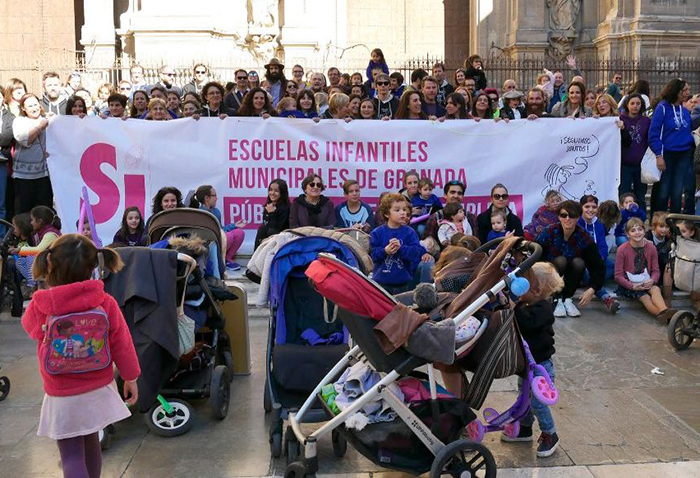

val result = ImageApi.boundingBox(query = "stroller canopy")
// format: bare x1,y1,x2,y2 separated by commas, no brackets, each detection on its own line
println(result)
270,236,359,345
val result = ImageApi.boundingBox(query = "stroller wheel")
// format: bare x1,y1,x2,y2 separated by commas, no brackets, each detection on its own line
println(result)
263,378,272,413
504,421,520,439
0,376,10,401
332,429,347,457
531,376,559,406
430,439,496,478
99,424,115,451
466,419,485,443
284,461,315,478
270,431,283,458
223,350,234,377
668,311,696,351
145,398,194,437
286,426,300,465
209,365,231,420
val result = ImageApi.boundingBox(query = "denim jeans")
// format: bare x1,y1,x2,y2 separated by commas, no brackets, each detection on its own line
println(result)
408,258,435,289
619,164,647,212
656,149,695,214
520,358,556,434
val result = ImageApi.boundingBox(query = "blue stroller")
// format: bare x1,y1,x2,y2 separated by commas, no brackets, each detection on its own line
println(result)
263,233,373,460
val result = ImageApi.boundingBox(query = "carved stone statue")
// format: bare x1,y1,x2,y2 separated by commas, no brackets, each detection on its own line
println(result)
546,0,581,32
247,0,277,29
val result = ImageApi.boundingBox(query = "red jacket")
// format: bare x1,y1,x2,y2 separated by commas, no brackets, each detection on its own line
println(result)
22,280,140,397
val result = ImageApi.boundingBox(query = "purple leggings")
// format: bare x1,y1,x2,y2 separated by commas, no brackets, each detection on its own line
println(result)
225,229,244,262
57,432,101,478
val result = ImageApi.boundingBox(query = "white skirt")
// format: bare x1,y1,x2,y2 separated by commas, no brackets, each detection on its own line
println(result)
37,380,131,440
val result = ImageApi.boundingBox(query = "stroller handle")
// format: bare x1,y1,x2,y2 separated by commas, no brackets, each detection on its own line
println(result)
666,214,700,228
473,237,542,274
516,240,543,274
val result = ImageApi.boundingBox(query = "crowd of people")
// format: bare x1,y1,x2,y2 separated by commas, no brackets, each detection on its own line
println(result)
5,48,700,470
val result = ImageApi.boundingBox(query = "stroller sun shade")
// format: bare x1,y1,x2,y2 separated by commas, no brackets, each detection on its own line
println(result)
306,255,396,320
269,237,360,345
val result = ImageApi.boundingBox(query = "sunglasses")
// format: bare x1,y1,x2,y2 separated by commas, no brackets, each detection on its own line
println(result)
376,81,389,86
237,76,248,80
492,193,509,200
165,73,176,77
195,70,206,74
120,86,132,91
559,213,575,219
309,182,323,188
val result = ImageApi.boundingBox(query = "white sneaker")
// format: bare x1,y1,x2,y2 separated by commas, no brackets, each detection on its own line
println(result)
563,298,581,317
553,299,567,318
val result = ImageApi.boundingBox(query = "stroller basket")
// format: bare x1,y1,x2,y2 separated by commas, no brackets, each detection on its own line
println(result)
317,391,474,475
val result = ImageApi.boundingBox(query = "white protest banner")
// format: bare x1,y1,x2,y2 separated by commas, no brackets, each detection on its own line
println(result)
47,116,620,251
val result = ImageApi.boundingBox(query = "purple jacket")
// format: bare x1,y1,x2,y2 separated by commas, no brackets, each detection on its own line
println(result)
620,114,651,166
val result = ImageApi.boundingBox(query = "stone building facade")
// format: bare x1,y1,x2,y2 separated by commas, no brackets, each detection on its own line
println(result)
471,0,700,61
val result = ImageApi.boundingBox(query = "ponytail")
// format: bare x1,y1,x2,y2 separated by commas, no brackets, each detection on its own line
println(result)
189,184,214,209
30,205,61,231
97,247,124,278
32,249,51,280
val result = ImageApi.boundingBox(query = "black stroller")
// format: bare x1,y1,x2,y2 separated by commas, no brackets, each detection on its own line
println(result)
0,218,26,317
102,209,235,442
260,232,373,460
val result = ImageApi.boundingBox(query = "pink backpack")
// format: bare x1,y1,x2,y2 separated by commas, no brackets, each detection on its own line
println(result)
43,307,111,375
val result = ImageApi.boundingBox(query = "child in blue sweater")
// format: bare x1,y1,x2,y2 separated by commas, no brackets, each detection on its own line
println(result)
366,48,389,82
370,193,426,294
614,193,646,245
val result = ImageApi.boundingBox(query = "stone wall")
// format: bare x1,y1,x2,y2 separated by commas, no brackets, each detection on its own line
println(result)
0,0,77,93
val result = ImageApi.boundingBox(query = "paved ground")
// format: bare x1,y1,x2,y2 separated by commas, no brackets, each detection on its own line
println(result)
2,293,700,477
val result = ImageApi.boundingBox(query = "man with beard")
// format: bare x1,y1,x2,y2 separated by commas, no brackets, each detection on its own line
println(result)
310,73,326,94
525,88,551,119
41,72,67,115
421,77,446,118
182,63,209,96
149,65,182,97
264,58,287,107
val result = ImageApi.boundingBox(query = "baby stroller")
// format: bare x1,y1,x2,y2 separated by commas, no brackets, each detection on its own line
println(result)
102,209,235,441
0,218,25,317
666,214,700,350
263,231,373,460
284,237,557,477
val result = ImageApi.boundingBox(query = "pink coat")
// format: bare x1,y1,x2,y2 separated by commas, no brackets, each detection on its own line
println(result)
22,280,140,397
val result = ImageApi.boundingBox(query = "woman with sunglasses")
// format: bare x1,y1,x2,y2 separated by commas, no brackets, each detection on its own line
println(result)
289,174,336,228
535,200,607,318
476,183,524,244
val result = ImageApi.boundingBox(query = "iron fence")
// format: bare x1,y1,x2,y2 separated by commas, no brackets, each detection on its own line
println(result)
2,51,700,99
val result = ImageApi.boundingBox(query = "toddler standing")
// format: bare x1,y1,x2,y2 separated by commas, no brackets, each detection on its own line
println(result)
22,234,140,478
502,262,564,457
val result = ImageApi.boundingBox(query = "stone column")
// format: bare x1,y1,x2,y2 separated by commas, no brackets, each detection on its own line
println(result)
80,0,116,67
